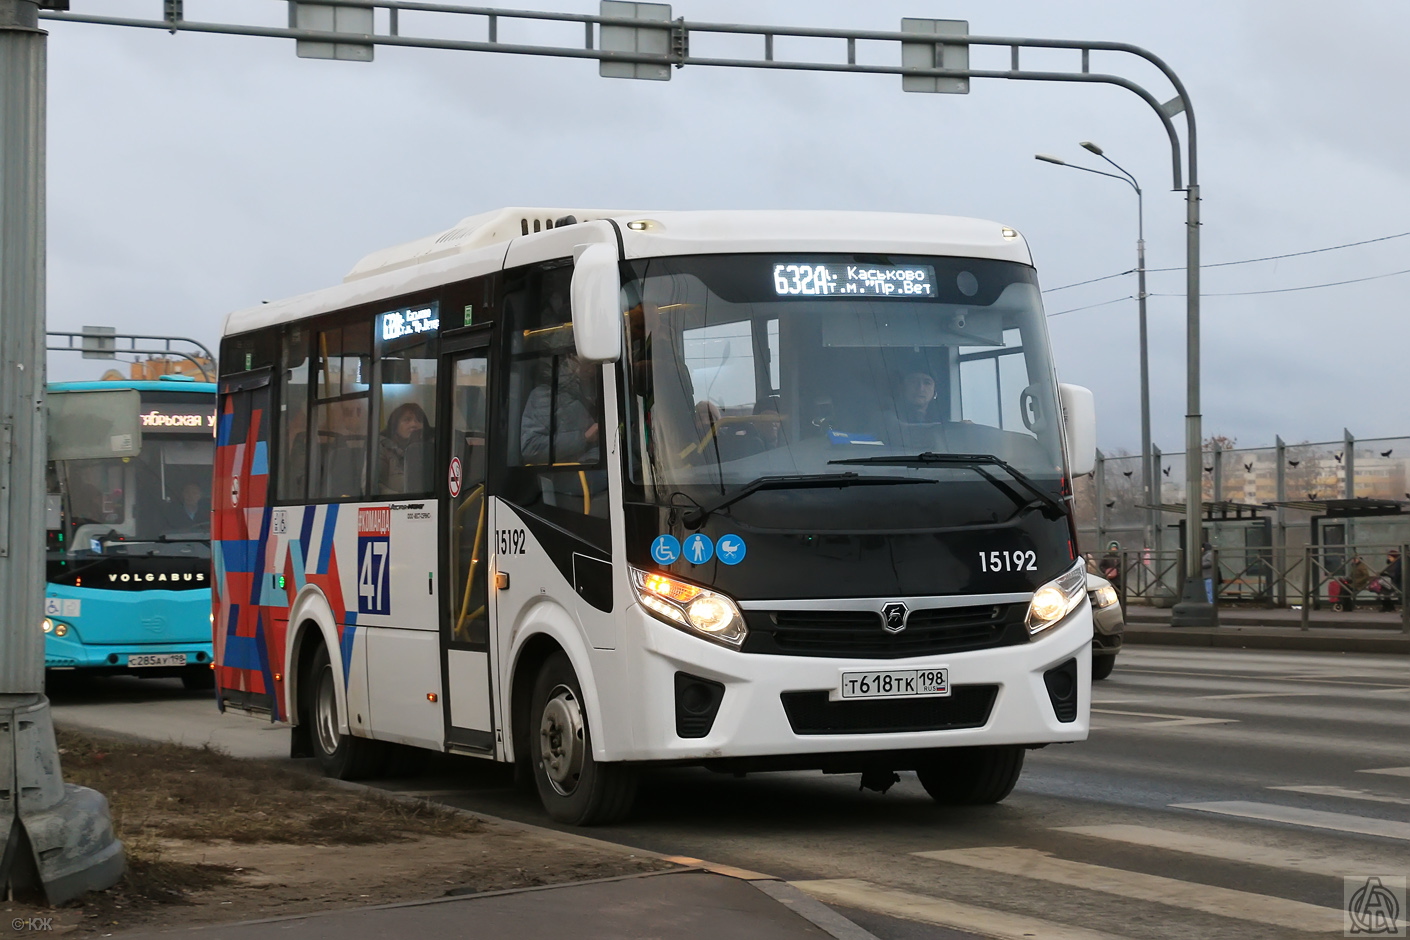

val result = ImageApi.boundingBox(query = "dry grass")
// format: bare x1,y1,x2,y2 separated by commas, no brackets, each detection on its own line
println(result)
57,729,480,846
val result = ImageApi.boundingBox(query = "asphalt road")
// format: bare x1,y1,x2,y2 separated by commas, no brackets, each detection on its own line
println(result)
50,647,1410,940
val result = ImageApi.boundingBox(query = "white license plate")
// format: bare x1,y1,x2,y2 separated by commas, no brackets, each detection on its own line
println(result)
840,668,949,700
128,653,188,668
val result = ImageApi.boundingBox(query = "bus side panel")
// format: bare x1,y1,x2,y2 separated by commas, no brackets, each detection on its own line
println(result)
213,382,282,716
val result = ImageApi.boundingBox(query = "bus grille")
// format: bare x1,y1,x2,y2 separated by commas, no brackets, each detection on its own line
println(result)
741,603,1027,659
780,685,997,735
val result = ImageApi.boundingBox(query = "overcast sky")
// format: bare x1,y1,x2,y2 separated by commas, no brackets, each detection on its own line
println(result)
40,0,1410,453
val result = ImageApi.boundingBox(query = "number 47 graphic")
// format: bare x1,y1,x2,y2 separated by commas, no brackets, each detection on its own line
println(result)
358,538,391,615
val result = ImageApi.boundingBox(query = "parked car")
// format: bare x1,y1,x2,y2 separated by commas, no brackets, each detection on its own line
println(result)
1087,573,1123,680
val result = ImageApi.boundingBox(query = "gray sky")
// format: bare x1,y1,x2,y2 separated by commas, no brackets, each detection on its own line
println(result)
42,0,1410,453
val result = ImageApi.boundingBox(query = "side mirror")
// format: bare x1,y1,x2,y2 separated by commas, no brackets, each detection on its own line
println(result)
1058,383,1096,477
570,242,622,363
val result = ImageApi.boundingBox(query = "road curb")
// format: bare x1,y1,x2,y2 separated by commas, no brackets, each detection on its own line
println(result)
1122,626,1410,654
321,778,878,940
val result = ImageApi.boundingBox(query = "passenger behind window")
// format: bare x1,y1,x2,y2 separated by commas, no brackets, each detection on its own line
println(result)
520,352,600,465
378,402,431,494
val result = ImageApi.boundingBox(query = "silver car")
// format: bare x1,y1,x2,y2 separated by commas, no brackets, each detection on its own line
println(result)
1087,573,1124,680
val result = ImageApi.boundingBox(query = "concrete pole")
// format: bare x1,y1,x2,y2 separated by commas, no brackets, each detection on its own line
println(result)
1171,180,1217,625
0,0,123,903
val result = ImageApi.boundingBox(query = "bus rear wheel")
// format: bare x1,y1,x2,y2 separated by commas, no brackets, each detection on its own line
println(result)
528,652,637,826
916,746,1025,805
306,644,386,780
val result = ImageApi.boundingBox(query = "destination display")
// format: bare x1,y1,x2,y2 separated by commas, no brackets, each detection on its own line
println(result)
379,302,440,343
772,262,937,298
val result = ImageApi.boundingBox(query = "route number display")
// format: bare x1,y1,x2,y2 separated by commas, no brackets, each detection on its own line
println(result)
772,262,937,297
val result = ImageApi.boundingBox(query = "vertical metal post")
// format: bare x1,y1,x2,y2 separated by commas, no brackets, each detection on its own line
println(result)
0,0,123,904
1275,435,1286,606
1212,446,1223,508
1171,181,1216,625
1094,448,1106,554
1301,545,1311,631
1343,428,1355,500
1401,543,1408,635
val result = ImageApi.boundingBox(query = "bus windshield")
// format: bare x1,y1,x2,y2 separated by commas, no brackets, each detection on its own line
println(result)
54,434,215,557
622,253,1065,507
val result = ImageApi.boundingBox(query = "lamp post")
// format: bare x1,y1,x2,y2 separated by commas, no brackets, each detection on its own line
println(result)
1036,146,1153,556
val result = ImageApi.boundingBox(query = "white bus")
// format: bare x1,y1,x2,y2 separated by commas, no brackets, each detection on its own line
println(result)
213,207,1097,825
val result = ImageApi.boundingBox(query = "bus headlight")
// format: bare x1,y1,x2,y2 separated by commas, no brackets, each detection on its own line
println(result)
631,567,747,649
1026,560,1088,636
42,618,53,633
43,619,69,637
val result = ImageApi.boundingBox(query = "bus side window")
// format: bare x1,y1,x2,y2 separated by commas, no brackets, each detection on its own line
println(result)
309,320,372,501
375,336,437,497
278,328,311,501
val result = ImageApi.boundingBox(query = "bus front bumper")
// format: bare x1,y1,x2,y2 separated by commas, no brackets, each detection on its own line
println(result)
615,601,1092,763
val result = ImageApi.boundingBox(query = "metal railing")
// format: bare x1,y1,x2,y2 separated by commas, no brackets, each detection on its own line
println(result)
1097,544,1409,633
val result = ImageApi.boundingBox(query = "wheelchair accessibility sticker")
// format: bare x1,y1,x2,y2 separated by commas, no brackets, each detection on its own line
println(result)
650,534,681,565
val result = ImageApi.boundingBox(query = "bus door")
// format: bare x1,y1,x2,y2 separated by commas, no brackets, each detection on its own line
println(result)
438,335,496,753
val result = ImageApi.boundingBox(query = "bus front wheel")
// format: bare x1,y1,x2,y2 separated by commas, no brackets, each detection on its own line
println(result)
916,746,1025,805
528,652,637,825
305,644,386,780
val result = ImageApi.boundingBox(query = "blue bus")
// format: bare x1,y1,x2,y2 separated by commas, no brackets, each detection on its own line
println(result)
43,377,217,689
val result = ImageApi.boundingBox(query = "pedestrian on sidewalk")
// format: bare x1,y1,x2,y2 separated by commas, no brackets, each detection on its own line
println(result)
1201,542,1216,604
1374,549,1402,611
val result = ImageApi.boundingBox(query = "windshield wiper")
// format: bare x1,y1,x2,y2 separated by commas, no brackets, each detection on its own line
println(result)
681,473,934,528
827,452,1066,519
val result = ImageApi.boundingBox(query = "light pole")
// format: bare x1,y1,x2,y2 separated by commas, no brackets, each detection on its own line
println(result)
1035,144,1154,558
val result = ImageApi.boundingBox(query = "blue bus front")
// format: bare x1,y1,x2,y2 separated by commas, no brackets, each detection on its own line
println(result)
45,381,217,687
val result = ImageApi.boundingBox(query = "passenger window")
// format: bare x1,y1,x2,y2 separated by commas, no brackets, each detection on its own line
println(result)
277,328,311,501
502,262,609,530
375,302,439,496
309,321,372,500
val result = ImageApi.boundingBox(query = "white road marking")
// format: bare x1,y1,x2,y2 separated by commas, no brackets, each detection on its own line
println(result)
913,846,1339,933
792,878,1134,940
1269,785,1410,807
1090,708,1237,728
1055,824,1399,878
1171,801,1410,842
1360,767,1410,778
1197,691,1325,700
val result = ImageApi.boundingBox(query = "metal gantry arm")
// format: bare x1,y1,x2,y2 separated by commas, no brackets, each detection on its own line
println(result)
44,2,1194,185
45,330,216,379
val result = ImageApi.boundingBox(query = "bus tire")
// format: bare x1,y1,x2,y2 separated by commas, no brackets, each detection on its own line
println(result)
306,643,386,780
181,666,216,691
916,746,1024,805
1092,654,1116,681
528,651,637,826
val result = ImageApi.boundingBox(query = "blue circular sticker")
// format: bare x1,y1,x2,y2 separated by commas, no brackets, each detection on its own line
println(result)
682,533,714,565
716,533,747,565
650,534,681,565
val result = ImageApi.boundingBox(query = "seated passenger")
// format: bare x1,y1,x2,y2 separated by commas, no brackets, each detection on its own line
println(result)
165,482,209,531
379,402,430,493
896,370,939,424
521,354,599,465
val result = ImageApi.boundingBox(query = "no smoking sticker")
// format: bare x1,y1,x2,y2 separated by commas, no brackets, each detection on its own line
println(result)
448,456,463,498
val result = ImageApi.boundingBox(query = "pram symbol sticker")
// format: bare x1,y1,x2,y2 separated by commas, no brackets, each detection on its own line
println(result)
717,535,747,565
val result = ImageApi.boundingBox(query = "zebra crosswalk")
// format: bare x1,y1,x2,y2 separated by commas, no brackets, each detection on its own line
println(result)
795,807,1404,938
789,649,1410,939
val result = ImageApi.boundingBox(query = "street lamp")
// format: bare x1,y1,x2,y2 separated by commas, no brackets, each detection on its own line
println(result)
1035,144,1155,559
